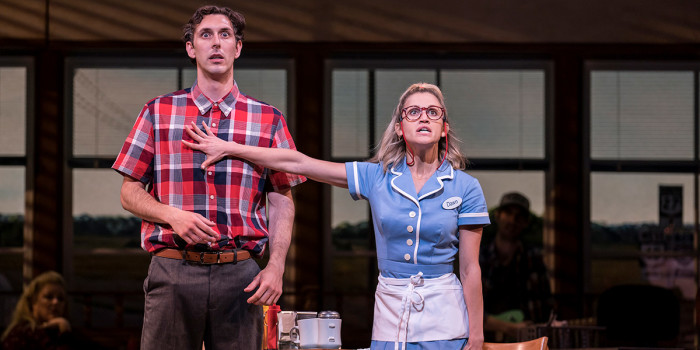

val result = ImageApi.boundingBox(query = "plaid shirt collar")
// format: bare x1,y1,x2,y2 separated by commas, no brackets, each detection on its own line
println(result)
191,80,240,117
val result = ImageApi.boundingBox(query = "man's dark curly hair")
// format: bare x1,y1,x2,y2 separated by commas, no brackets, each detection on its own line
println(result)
182,6,245,64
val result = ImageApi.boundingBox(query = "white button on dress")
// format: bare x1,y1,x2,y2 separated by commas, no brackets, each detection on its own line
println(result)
406,239,413,246
409,211,416,218
407,225,414,233
404,254,411,261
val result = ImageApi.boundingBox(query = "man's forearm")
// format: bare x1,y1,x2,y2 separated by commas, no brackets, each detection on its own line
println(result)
266,189,295,268
120,177,175,224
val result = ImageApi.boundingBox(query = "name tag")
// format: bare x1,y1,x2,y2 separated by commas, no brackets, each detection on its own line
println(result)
442,197,462,210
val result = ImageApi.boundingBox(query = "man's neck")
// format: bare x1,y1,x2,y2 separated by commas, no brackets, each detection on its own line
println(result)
197,69,234,102
494,233,519,263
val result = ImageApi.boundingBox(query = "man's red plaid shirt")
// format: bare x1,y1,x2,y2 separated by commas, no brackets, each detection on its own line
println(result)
113,82,306,256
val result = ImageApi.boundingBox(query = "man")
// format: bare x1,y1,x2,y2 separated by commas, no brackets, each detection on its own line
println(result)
112,6,305,350
479,192,552,341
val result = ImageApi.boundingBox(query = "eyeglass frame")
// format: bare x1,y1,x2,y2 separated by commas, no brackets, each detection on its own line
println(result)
401,105,446,121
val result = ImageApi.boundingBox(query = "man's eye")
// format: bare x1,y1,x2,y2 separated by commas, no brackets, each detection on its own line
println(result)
221,32,230,38
202,33,210,38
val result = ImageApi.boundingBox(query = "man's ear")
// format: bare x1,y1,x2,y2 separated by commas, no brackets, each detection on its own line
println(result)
186,41,196,60
234,40,242,59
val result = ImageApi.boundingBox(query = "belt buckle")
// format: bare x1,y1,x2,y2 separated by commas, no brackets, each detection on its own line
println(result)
199,251,221,264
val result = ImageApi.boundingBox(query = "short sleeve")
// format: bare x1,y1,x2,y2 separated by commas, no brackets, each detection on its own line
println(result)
345,161,382,201
457,177,491,226
112,104,155,184
267,111,306,191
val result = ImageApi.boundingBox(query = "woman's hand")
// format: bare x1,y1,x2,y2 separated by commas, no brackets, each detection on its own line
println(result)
182,121,234,169
42,317,71,334
464,335,484,350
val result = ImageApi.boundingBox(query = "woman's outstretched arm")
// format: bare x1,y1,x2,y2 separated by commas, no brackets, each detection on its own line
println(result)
182,121,348,188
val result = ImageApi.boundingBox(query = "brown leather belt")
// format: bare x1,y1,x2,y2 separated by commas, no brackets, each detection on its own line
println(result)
153,248,252,264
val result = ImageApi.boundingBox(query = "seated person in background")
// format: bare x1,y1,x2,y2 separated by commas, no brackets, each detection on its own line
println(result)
479,192,553,341
1,271,73,350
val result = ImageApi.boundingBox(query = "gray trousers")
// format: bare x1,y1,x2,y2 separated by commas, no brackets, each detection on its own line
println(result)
141,256,263,350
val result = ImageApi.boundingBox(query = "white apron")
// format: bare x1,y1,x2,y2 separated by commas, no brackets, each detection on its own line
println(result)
372,272,469,349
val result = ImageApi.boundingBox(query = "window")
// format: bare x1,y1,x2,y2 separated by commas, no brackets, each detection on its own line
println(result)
586,62,697,345
0,58,31,299
327,59,550,345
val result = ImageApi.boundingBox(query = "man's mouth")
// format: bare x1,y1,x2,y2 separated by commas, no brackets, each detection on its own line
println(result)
209,53,224,60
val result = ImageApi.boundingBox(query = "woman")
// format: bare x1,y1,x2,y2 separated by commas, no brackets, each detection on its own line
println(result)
183,83,490,350
1,271,73,350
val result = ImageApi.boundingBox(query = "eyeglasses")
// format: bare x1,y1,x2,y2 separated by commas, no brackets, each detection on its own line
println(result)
401,105,445,121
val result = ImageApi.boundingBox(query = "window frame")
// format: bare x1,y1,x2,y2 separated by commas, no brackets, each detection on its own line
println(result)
0,55,34,290
583,60,700,294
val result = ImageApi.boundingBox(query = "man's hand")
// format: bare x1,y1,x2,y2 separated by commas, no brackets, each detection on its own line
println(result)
244,262,284,306
166,208,219,244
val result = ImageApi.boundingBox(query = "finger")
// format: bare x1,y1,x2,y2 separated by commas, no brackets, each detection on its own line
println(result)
186,122,205,141
190,121,208,138
244,274,261,293
201,158,213,170
183,127,198,142
202,121,215,136
264,289,280,306
249,289,263,305
179,232,197,245
195,224,219,242
196,213,216,227
181,140,199,150
249,287,268,305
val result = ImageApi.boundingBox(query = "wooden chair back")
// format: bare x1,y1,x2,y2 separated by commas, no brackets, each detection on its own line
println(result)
483,336,549,350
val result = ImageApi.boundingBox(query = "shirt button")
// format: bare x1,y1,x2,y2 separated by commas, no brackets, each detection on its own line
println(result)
212,122,217,127
407,225,414,233
406,239,413,246
208,171,212,176
213,103,218,107
209,195,214,200
404,254,411,261
409,211,416,218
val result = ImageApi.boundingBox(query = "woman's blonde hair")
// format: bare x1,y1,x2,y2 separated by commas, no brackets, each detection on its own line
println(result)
369,82,467,171
1,271,66,341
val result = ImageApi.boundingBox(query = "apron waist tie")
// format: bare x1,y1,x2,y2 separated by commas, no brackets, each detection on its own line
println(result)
395,271,425,350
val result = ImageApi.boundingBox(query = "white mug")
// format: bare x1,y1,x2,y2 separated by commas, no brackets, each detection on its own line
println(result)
290,318,320,349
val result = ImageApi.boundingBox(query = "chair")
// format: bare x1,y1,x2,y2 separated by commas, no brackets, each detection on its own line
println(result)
484,336,549,350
